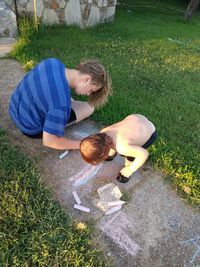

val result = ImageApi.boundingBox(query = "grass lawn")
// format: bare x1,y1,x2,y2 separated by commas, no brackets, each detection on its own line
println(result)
1,0,200,265
0,129,107,266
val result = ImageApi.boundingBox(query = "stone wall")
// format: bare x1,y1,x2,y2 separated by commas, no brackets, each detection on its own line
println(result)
0,1,17,37
5,0,117,28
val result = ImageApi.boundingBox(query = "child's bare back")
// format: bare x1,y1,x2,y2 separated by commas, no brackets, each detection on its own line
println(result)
102,114,155,148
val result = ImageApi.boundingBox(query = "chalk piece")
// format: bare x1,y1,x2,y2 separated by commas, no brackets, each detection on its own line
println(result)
59,150,69,159
105,205,122,215
72,191,81,205
107,200,126,207
74,204,90,213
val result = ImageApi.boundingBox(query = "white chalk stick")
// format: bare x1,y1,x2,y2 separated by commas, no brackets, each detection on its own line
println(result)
74,204,90,213
105,205,122,215
72,191,81,205
59,150,69,159
107,200,126,207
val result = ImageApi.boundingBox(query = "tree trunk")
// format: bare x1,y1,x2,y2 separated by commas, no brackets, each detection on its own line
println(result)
185,0,200,21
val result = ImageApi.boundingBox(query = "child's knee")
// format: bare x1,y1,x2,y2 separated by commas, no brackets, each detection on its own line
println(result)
87,104,95,116
74,102,95,123
82,103,94,118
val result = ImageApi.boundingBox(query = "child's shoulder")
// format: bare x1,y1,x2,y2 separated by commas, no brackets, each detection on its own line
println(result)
35,58,65,71
125,114,147,120
41,57,63,65
125,114,134,119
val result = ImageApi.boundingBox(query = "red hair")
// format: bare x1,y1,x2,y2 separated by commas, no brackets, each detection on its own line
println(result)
80,133,112,165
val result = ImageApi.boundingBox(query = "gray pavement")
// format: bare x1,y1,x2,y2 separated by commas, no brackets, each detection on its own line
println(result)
0,42,200,267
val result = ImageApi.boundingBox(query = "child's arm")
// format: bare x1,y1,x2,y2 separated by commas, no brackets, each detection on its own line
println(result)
43,131,80,150
118,145,149,177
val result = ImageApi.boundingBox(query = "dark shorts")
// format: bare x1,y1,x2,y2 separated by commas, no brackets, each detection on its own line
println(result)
22,108,77,139
141,130,157,149
124,130,157,161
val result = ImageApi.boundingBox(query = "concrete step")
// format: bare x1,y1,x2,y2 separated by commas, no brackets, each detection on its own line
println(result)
0,37,16,57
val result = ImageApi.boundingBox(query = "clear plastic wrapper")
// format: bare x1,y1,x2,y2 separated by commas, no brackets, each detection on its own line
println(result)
96,183,125,214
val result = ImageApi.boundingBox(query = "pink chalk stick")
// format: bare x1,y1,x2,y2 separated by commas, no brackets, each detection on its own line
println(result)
74,204,90,213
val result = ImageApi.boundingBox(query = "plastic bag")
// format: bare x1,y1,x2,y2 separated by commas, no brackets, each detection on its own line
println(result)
96,183,125,213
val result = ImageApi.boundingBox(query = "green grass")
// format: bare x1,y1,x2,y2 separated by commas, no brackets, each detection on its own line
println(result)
0,129,107,266
10,1,200,204
120,0,186,9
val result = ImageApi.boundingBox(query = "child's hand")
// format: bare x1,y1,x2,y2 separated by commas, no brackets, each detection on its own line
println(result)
120,166,133,178
116,166,133,183
105,151,117,161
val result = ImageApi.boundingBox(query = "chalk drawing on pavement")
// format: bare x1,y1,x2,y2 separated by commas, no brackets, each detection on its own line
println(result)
99,211,141,256
69,163,103,186
72,130,89,138
180,235,200,264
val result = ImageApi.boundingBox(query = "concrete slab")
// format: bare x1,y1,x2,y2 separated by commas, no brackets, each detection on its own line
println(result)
0,59,200,267
97,171,200,267
0,38,16,58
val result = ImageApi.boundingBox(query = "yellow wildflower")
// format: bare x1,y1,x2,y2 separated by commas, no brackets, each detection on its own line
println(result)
76,222,87,231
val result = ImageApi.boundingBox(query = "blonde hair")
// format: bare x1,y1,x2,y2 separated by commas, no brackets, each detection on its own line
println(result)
76,59,112,108
80,133,113,165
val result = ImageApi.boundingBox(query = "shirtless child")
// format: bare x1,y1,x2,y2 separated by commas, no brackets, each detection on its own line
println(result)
80,114,157,183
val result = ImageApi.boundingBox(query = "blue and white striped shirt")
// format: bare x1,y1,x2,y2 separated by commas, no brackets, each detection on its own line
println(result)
9,58,71,136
